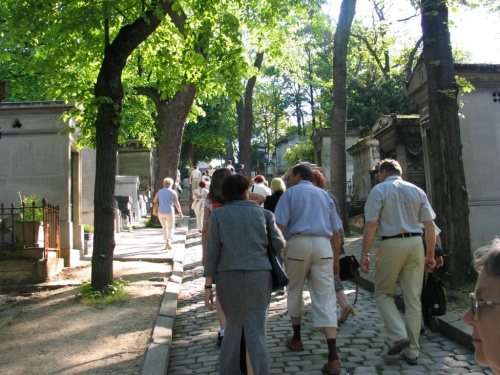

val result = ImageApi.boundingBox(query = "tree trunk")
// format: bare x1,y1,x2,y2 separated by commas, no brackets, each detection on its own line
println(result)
91,1,176,292
136,83,196,204
237,52,264,170
421,0,473,287
0,81,8,102
330,0,356,235
155,83,197,198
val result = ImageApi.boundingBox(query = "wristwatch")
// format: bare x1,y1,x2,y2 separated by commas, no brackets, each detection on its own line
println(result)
204,285,212,290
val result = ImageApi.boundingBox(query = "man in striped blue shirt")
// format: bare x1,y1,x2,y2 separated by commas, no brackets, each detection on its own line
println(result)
360,159,436,365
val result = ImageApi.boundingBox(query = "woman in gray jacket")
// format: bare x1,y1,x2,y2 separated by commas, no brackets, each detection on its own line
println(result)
204,174,285,375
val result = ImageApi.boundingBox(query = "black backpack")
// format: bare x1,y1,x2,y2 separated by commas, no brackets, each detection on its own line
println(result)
421,272,447,316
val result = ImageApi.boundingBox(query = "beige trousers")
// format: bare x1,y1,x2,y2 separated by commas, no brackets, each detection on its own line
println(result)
158,213,174,244
284,235,337,328
374,236,424,359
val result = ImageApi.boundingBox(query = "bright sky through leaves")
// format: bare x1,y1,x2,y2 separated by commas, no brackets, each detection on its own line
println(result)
324,0,499,64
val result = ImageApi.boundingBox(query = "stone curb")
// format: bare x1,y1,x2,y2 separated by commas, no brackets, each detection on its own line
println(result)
141,217,188,375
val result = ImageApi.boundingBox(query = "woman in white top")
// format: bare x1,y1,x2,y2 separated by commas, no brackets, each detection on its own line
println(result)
192,180,208,232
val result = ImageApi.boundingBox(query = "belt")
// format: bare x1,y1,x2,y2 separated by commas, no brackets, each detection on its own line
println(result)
381,233,422,241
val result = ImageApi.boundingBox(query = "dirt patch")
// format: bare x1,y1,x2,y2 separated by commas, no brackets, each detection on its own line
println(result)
0,260,172,375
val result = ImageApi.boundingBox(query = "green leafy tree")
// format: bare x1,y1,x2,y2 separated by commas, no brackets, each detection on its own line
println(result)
282,139,315,168
183,97,236,164
0,0,237,291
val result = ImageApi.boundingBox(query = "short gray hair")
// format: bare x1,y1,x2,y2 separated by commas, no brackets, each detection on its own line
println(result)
474,237,500,277
163,178,174,188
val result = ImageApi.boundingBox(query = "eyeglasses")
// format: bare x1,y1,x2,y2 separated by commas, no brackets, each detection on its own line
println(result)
469,292,500,320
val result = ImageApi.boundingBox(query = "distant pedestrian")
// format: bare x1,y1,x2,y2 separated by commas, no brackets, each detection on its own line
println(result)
360,158,436,365
462,238,500,375
274,164,343,374
189,165,202,193
153,178,184,250
263,177,285,213
235,163,246,175
204,174,285,374
251,175,271,198
192,180,208,233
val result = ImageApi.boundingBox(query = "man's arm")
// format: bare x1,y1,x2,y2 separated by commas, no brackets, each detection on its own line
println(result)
277,224,287,238
331,230,341,275
360,221,378,273
423,220,436,271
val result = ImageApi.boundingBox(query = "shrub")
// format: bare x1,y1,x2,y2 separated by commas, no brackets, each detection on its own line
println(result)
83,224,94,233
18,194,44,222
76,279,128,305
144,219,162,228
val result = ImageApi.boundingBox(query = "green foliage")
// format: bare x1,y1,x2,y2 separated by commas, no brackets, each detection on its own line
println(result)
282,139,314,169
183,97,235,162
144,219,162,228
456,76,475,94
83,224,94,233
438,88,457,98
77,279,128,306
18,194,44,222
348,72,418,136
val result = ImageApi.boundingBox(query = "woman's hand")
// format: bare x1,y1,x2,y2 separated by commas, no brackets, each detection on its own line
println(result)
204,289,214,311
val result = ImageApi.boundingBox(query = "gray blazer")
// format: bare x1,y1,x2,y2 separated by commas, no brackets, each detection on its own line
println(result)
205,200,285,278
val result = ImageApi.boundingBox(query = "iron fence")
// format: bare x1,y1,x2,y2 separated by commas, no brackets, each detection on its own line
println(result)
0,200,60,259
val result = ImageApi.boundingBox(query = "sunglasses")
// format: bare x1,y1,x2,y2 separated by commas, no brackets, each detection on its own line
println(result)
469,292,500,320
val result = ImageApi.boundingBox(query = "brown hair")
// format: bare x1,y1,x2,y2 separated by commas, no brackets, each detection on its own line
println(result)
222,174,250,202
379,159,402,176
207,168,231,204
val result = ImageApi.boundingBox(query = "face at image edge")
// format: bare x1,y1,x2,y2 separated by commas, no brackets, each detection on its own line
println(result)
462,271,500,374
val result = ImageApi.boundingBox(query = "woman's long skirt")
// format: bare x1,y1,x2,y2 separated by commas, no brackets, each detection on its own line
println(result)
216,270,272,375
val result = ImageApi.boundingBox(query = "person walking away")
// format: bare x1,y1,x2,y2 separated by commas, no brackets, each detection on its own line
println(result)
359,158,436,365
153,177,184,249
251,175,271,197
311,169,356,323
462,238,500,375
202,170,211,190
189,165,202,193
204,174,285,375
202,168,267,346
263,178,285,213
174,169,183,200
264,177,287,295
274,164,343,374
235,163,246,175
192,180,208,233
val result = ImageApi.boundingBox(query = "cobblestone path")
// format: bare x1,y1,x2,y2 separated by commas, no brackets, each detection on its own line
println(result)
168,220,492,375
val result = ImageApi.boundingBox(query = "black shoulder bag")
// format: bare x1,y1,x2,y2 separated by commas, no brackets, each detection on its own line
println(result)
421,272,447,316
264,211,289,291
